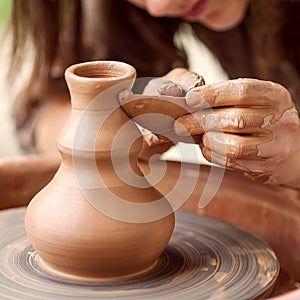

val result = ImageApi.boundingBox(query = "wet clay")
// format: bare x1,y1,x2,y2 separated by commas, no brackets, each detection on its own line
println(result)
120,68,205,137
174,78,300,186
24,61,175,280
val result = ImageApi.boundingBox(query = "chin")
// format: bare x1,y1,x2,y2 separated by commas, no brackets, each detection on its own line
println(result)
199,12,246,32
203,21,242,32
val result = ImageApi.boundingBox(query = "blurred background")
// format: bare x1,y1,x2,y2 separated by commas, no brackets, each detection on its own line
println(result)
0,0,21,157
0,1,228,161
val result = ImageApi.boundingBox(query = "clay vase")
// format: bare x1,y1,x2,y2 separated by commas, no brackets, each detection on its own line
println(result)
25,61,175,280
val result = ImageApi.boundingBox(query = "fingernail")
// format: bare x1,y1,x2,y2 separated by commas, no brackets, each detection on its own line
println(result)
118,89,132,103
186,91,205,107
158,81,184,97
174,119,189,136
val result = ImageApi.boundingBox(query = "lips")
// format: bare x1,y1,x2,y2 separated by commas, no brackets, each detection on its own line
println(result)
183,0,208,22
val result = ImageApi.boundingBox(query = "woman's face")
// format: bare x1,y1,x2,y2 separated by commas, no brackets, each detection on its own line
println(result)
127,0,250,31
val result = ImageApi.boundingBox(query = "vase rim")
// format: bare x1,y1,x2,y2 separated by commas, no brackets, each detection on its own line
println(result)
65,60,136,82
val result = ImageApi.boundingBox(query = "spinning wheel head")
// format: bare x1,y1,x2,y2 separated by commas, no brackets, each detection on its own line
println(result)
0,208,279,299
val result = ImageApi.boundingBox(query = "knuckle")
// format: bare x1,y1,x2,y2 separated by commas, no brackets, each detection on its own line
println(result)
158,81,184,97
228,140,247,158
237,80,250,100
219,112,246,130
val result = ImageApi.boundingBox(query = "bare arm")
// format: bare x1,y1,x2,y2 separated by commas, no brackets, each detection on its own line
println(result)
0,92,70,210
0,154,59,210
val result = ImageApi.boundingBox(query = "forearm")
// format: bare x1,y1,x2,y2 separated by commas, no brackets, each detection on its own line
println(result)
0,154,60,210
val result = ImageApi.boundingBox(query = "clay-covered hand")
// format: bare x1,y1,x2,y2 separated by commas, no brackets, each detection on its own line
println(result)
0,155,59,210
120,68,204,161
174,78,300,189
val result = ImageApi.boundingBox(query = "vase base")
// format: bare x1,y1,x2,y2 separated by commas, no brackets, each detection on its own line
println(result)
35,254,159,282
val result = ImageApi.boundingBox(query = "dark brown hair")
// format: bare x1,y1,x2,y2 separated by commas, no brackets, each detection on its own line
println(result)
9,0,300,101
6,0,300,150
191,0,300,111
9,0,187,96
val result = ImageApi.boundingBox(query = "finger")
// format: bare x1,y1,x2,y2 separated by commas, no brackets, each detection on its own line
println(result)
119,93,196,135
142,78,185,97
202,131,271,160
119,69,205,135
120,92,192,119
142,69,205,97
186,78,293,109
162,68,205,91
138,121,201,145
174,107,273,136
120,68,204,120
201,146,262,169
142,132,170,147
139,135,174,162
201,147,272,183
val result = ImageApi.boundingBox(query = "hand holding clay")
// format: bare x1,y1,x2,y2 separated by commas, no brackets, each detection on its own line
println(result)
121,68,204,161
175,78,300,188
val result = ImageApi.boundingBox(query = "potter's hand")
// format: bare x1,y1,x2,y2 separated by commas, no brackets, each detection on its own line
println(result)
175,78,300,189
120,68,204,161
0,155,59,209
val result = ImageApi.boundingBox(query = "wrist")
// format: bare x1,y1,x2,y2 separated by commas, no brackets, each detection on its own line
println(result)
266,147,300,190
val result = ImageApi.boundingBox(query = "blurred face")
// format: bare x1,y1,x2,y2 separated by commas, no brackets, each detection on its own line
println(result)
127,0,250,31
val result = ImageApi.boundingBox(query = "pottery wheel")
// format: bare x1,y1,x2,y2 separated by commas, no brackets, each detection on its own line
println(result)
0,207,279,300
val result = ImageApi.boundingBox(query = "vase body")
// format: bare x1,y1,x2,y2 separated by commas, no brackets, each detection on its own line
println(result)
25,61,175,280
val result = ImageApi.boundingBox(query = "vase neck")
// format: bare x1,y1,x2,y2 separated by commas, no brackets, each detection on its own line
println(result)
65,61,136,110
